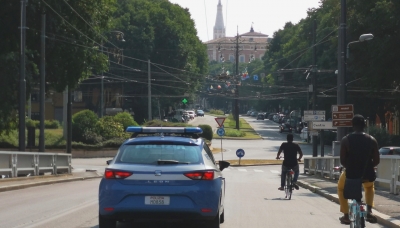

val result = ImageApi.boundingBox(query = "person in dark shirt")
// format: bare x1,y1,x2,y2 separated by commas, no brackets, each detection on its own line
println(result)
276,134,303,191
338,114,380,224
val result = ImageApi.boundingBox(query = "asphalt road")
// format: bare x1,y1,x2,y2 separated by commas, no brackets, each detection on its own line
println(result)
0,115,384,228
0,165,385,228
192,114,329,160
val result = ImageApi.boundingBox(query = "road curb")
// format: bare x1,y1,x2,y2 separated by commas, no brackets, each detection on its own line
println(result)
0,175,102,193
297,180,400,228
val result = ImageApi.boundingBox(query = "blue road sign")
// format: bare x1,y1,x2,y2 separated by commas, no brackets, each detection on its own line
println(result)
217,128,225,137
236,149,245,158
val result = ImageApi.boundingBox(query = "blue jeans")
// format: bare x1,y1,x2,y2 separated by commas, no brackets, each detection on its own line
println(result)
281,164,299,187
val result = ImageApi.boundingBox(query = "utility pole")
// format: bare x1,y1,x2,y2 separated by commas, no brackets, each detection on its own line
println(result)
234,29,240,130
39,13,46,152
148,59,152,121
337,0,347,142
100,42,104,118
19,0,28,151
67,88,72,153
312,19,318,157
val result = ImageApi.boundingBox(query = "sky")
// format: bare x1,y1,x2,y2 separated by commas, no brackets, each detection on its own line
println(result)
169,0,321,42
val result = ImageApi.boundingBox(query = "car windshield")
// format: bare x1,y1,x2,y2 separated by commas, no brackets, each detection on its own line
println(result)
116,144,202,164
379,148,391,155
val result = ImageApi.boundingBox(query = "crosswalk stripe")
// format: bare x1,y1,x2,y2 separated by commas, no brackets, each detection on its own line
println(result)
270,170,280,174
238,169,247,172
254,169,264,172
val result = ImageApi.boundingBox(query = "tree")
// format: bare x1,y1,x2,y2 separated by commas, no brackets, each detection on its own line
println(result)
0,0,116,133
110,0,208,123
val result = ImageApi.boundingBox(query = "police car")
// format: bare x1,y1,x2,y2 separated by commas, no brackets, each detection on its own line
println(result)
98,127,230,228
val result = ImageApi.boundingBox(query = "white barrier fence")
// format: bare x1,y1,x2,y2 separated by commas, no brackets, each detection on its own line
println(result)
304,156,400,194
0,151,71,178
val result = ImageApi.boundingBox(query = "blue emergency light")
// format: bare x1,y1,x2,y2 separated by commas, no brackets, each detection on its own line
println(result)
126,127,203,134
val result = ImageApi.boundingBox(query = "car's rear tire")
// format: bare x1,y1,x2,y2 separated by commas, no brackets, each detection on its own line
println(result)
99,214,116,228
205,211,220,228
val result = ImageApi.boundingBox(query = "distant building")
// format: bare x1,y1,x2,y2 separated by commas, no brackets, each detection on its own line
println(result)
205,0,270,64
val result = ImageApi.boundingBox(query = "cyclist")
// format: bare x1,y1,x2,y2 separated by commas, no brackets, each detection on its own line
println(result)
276,133,303,191
338,114,380,224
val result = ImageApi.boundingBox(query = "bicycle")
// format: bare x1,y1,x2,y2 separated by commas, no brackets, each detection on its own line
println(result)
284,169,294,200
334,165,367,228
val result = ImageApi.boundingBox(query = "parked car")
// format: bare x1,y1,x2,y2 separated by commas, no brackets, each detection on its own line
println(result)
300,127,310,141
379,147,400,155
187,110,195,119
250,111,258,117
99,127,230,228
296,122,308,133
268,113,276,120
257,113,265,120
196,110,205,117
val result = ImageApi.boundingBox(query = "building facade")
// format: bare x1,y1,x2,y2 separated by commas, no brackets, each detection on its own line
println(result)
205,1,270,64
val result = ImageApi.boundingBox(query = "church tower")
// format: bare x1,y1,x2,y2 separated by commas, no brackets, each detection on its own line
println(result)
213,0,225,40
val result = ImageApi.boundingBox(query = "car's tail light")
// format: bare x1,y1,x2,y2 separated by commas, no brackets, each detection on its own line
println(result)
184,171,214,180
104,169,133,179
289,171,294,175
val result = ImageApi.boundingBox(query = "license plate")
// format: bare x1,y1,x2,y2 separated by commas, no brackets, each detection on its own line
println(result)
145,196,170,205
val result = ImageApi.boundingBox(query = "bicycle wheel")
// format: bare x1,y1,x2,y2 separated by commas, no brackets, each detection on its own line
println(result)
286,174,293,200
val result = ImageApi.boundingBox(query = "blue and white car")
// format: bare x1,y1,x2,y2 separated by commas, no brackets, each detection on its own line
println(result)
98,127,230,228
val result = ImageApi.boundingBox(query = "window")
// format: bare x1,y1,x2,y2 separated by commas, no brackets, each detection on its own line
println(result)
239,55,245,63
229,55,235,62
117,144,202,164
203,144,216,164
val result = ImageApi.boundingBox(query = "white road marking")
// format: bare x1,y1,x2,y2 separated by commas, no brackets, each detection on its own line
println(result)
270,170,280,174
238,169,247,172
254,169,264,172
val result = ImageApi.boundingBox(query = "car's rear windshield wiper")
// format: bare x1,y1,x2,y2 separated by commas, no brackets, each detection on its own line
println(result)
157,160,189,165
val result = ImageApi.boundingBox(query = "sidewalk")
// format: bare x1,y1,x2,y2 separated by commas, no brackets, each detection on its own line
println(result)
0,171,102,193
298,174,400,228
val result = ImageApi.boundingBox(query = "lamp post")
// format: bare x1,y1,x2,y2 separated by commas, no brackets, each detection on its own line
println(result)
100,31,125,117
346,33,374,58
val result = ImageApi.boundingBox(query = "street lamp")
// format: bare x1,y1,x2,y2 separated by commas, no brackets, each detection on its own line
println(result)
346,33,374,58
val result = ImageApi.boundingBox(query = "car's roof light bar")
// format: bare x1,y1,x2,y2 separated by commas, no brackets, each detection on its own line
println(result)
126,127,203,134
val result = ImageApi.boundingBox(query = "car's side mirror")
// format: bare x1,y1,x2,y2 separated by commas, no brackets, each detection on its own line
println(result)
106,160,113,165
218,160,230,171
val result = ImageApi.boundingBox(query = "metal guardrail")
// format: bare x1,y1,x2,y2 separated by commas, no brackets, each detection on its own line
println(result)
0,151,71,178
304,156,400,194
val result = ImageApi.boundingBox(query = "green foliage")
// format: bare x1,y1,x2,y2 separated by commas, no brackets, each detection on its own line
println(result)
198,124,213,141
143,119,190,127
0,0,116,134
225,129,246,137
368,126,391,148
72,110,99,143
26,119,39,128
112,0,208,123
95,116,124,140
102,138,127,148
209,109,224,115
44,120,60,129
113,112,139,130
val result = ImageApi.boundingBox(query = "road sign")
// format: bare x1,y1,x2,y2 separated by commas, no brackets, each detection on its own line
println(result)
332,112,354,120
304,114,325,121
217,128,225,137
333,120,352,127
332,104,353,112
214,117,226,127
236,149,245,158
304,110,325,115
332,104,353,127
312,121,337,130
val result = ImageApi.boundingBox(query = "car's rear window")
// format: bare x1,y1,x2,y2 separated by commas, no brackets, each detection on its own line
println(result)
117,144,202,164
379,148,390,155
